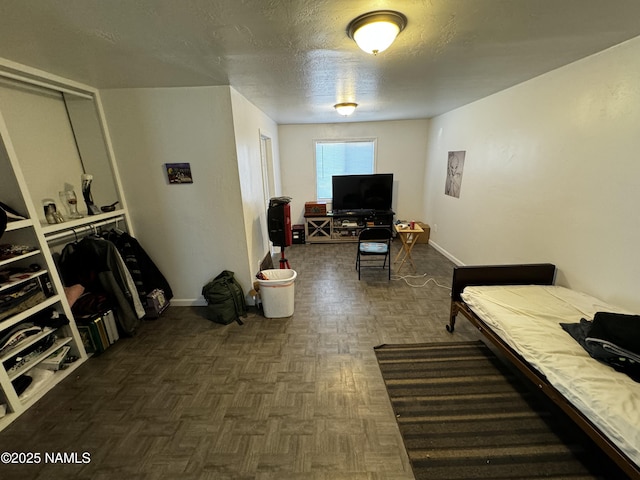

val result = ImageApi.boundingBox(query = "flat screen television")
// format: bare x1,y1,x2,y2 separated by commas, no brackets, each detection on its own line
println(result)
331,173,393,212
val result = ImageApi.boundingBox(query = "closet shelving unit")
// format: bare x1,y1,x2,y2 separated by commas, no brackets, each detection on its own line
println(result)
0,58,132,431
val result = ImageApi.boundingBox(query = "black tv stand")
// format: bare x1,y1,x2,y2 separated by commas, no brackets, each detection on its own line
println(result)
333,209,370,216
304,209,394,243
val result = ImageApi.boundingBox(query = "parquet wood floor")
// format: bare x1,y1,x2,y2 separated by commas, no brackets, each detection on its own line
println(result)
0,241,480,480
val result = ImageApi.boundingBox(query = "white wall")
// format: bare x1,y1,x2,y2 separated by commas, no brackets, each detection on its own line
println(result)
278,120,430,224
229,87,282,276
100,86,252,305
424,36,640,312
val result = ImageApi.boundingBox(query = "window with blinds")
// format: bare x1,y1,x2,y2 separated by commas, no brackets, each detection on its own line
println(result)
315,139,376,201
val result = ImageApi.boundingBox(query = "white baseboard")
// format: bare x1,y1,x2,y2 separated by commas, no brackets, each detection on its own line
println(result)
169,298,207,307
169,297,257,307
172,243,459,307
428,239,465,266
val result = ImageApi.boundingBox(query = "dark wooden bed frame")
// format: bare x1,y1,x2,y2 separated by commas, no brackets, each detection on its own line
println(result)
447,263,640,479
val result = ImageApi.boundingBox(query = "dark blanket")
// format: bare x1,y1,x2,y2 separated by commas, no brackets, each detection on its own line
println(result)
561,312,640,382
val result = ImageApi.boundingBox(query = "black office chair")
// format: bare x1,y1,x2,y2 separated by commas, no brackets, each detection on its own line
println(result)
355,228,392,280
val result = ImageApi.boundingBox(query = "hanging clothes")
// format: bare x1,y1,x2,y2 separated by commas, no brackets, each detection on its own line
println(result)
102,230,173,302
59,236,145,336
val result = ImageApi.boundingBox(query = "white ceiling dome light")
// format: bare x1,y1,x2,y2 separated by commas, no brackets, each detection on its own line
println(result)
334,102,358,116
347,10,407,55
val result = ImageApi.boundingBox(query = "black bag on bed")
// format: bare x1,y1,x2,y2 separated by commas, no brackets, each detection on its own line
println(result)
561,313,640,382
588,312,640,354
202,270,247,325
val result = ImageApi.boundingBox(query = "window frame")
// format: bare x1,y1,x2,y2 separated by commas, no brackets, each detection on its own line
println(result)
314,138,378,202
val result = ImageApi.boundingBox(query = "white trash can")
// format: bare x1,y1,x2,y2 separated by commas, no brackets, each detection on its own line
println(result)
257,269,297,318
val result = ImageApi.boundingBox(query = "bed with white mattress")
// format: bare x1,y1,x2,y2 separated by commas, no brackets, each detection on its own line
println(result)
447,263,640,479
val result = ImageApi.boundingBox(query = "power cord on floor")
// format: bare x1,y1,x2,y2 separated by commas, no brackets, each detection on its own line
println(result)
391,273,451,290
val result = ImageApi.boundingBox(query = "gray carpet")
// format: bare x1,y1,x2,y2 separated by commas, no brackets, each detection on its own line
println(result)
374,340,629,479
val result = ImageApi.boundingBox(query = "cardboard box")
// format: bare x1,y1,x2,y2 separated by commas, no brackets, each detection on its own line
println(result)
415,222,431,244
41,345,71,371
304,201,327,216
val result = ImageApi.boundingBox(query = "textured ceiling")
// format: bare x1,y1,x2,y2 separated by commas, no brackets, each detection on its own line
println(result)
1,0,640,124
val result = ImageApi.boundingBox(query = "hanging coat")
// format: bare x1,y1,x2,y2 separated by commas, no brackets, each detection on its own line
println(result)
59,236,144,335
103,230,173,301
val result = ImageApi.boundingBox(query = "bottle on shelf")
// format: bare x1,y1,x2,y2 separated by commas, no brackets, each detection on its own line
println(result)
58,190,83,220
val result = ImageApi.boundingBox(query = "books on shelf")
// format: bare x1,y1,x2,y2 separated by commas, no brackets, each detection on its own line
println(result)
76,310,118,355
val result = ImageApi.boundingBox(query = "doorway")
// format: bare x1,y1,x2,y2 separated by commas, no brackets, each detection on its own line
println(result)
260,131,276,258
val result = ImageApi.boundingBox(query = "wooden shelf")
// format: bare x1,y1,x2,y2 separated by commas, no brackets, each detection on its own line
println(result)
0,248,40,268
41,209,126,236
0,269,48,293
4,219,33,232
304,211,394,243
18,358,85,409
0,327,55,363
7,336,73,381
0,295,60,333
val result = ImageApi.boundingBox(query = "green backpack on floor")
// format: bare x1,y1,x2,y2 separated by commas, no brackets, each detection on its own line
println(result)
202,270,248,325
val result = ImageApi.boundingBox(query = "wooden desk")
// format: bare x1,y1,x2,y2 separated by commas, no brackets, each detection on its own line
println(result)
394,224,424,272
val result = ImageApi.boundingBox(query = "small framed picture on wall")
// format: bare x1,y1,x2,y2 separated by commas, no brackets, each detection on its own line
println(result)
445,151,465,198
165,163,193,184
